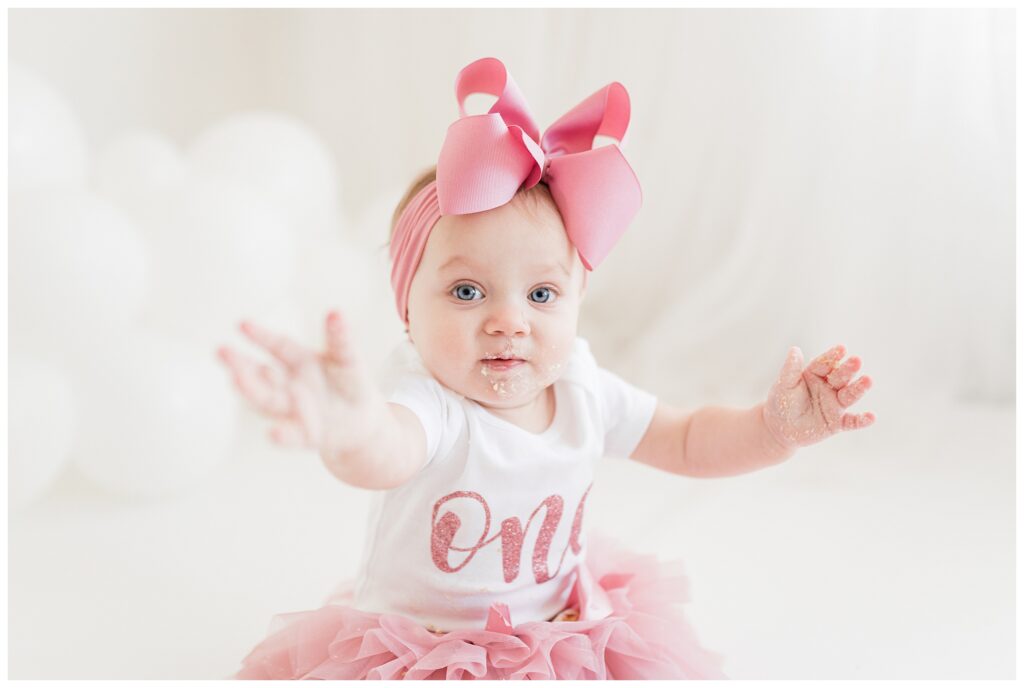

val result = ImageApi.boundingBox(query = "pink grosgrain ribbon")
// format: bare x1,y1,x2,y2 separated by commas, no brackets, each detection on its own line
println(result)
390,57,643,324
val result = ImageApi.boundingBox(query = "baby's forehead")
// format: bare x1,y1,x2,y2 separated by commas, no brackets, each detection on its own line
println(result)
435,251,576,280
425,207,585,276
433,200,569,247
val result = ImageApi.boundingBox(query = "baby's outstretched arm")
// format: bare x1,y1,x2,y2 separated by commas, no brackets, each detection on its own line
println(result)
217,311,427,490
630,344,874,478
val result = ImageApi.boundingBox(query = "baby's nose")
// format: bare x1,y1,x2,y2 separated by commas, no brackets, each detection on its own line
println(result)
483,302,530,337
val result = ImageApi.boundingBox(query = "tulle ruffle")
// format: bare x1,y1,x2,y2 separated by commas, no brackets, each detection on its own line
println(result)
235,534,727,679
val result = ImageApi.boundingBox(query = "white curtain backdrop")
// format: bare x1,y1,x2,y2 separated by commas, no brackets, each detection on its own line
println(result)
8,8,1014,680
10,8,1014,406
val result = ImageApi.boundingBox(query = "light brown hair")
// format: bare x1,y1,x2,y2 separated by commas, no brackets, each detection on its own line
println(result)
389,165,563,242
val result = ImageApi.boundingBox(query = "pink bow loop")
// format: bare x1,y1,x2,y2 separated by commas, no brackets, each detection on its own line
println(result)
454,56,540,141
546,144,641,269
541,81,632,157
435,116,542,214
437,57,642,271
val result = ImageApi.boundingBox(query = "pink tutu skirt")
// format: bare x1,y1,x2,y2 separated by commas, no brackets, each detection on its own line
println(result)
235,535,727,680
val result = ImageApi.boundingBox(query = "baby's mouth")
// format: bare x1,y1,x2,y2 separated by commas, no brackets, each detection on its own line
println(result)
480,352,527,372
481,357,525,371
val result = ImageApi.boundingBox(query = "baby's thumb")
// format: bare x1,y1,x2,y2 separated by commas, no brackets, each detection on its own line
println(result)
324,310,353,366
777,346,804,389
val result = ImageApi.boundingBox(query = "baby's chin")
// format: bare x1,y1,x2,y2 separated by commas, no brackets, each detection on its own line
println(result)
424,357,569,407
468,363,557,408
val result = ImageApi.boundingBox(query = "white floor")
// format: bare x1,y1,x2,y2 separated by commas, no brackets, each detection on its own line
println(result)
8,397,1015,679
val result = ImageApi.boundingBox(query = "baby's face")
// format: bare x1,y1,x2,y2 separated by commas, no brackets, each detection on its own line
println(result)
406,197,585,410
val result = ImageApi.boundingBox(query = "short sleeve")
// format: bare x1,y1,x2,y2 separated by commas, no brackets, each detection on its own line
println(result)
596,366,658,459
387,373,460,469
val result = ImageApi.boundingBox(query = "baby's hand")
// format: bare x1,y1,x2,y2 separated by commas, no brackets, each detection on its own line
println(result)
217,311,385,453
762,344,875,450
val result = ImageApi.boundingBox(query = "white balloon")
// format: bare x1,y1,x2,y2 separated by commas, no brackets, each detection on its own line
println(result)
187,111,340,229
9,189,149,366
141,172,296,338
9,64,88,193
93,129,186,225
9,355,77,510
72,331,237,500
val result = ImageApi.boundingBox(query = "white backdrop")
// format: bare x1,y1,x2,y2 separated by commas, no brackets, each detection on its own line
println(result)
8,8,1015,680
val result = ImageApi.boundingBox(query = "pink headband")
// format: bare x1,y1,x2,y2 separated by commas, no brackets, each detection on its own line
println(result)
389,57,643,324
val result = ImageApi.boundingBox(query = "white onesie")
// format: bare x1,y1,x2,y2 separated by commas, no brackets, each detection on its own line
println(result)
351,337,657,631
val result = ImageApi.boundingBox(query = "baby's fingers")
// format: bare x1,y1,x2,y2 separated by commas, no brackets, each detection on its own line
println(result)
837,375,872,407
324,310,356,367
268,420,314,448
808,344,845,377
240,320,311,372
827,356,861,388
841,411,876,431
217,346,292,417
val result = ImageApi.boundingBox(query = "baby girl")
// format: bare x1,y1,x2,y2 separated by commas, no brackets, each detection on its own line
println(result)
218,57,875,680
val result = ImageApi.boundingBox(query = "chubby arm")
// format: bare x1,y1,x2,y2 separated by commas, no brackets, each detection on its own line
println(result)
630,402,794,478
629,344,875,478
319,402,427,490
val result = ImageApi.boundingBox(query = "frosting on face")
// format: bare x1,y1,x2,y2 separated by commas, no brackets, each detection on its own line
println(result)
405,197,584,414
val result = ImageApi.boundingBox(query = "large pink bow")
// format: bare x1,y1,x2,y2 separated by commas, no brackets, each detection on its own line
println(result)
436,57,642,270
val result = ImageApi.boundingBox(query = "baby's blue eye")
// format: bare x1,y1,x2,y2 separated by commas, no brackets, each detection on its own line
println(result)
452,284,483,301
529,287,556,304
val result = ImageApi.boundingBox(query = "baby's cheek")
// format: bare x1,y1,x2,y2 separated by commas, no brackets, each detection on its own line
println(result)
428,312,467,351
538,340,573,382
414,317,466,379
